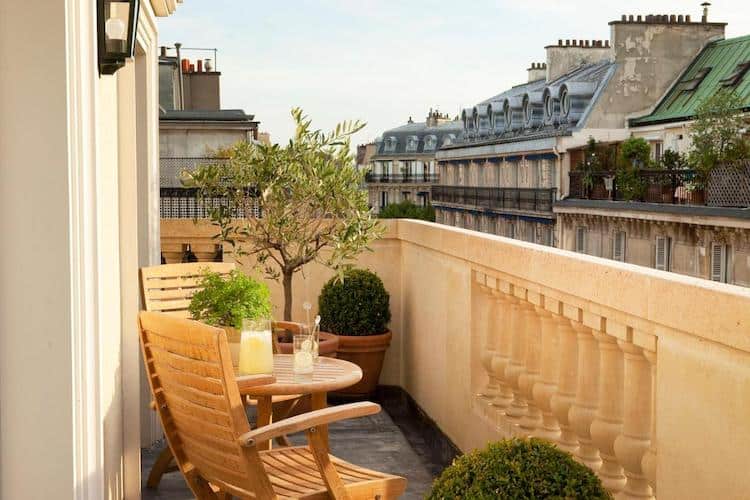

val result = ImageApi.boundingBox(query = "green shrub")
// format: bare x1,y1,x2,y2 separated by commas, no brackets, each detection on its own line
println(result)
379,201,436,222
428,438,611,500
619,137,651,168
188,269,271,329
318,268,390,336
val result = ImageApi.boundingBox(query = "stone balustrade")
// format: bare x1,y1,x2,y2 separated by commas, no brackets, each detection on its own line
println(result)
162,218,750,499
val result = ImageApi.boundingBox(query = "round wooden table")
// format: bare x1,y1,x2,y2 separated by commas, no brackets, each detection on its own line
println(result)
236,354,363,451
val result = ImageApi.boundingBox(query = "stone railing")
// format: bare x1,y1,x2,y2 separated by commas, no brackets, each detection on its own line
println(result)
159,218,750,499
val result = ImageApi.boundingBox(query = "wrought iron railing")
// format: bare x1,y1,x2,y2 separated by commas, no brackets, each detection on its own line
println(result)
432,186,557,213
365,173,439,183
568,169,708,205
160,187,260,219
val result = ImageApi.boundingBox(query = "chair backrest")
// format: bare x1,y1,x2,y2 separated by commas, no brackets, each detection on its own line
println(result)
139,311,266,497
140,262,237,318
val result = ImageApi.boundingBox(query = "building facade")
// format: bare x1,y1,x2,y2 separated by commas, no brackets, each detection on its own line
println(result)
434,14,727,249
556,32,750,287
368,109,460,213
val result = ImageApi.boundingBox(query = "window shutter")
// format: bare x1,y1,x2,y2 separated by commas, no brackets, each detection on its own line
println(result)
613,231,626,262
576,227,586,253
711,243,726,282
655,236,667,270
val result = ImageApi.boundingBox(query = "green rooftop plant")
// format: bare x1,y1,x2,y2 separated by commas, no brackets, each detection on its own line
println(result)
427,438,611,500
318,268,390,336
188,269,271,329
689,89,750,187
378,201,436,222
183,109,383,320
619,137,651,169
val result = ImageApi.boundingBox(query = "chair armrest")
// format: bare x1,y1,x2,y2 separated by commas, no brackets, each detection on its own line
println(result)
235,373,276,390
238,402,380,447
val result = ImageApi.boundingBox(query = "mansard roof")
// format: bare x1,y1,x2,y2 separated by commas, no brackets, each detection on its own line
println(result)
445,60,615,150
372,119,463,157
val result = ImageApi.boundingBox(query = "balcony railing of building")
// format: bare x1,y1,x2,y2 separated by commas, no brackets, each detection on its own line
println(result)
365,173,439,183
162,219,750,499
432,185,557,213
160,187,260,219
568,162,750,207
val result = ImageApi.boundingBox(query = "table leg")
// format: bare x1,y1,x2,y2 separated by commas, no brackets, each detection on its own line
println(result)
311,392,329,453
256,396,273,451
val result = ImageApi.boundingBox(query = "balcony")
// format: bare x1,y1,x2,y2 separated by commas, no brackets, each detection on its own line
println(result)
365,173,439,183
158,218,750,499
432,185,557,213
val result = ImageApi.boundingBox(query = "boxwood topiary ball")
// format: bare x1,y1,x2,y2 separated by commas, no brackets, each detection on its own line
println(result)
318,268,391,336
428,438,611,500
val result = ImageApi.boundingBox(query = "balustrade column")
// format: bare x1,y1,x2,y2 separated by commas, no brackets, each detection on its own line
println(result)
614,341,654,500
490,289,514,415
532,306,561,442
569,321,602,471
476,280,500,403
519,300,543,435
640,349,657,495
590,331,626,493
503,290,527,431
550,318,579,454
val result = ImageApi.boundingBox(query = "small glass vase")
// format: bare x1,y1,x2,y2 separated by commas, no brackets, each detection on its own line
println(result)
293,332,315,375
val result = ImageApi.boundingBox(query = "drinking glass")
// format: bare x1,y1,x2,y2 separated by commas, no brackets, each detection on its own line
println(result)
293,333,315,374
238,317,274,375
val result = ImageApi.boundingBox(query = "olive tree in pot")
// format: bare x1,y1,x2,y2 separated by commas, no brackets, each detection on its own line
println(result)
318,268,391,397
184,109,382,345
188,269,271,365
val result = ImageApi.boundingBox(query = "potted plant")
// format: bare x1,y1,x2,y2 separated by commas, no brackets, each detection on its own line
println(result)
184,109,383,334
188,269,271,364
318,268,391,397
428,438,611,499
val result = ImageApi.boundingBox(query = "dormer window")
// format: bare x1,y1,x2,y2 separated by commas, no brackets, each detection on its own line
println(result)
560,88,571,118
523,95,532,123
504,101,511,128
424,135,437,151
405,135,418,152
682,67,712,91
721,61,750,87
384,136,398,153
442,134,456,146
544,93,554,121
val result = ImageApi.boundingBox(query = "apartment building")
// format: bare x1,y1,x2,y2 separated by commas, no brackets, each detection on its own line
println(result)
368,109,461,213
434,13,726,248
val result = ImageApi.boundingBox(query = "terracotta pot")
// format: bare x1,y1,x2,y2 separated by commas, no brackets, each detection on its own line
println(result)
276,332,339,358
332,331,392,398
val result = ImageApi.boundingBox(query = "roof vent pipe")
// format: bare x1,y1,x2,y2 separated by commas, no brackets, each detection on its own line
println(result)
701,2,711,23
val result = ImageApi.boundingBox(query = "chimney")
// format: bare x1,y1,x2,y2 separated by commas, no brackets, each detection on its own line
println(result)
527,62,547,82
196,59,203,72
545,40,613,81
701,2,711,23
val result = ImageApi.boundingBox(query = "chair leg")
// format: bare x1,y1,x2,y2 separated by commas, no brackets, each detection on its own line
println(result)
272,398,301,447
146,447,177,489
184,472,220,500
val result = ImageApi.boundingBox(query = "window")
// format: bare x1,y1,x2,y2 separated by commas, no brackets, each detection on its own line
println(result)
720,61,750,87
424,135,437,151
526,222,536,243
540,225,553,246
575,226,587,253
711,243,731,283
504,101,512,128
560,88,571,117
655,236,672,271
405,135,418,152
417,192,428,207
402,191,411,201
380,191,388,208
506,222,515,239
544,93,554,121
613,231,627,262
652,141,663,162
384,137,398,153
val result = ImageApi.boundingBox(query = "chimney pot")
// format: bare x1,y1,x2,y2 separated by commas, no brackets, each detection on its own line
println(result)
622,14,627,21
686,14,691,22
646,14,653,22
189,63,195,73
605,40,610,48
637,15,642,22
565,39,570,46
558,39,563,46
628,14,634,21
196,59,203,72
678,14,684,23
670,14,676,23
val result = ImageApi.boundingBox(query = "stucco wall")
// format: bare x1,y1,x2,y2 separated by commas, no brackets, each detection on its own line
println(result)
159,127,251,157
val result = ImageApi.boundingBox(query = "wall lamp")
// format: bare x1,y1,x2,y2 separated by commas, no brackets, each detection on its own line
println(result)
98,0,139,75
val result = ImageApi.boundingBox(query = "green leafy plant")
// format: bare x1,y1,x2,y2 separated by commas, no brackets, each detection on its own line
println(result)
188,269,271,329
184,109,383,320
659,149,688,171
619,137,651,168
689,90,750,188
379,201,436,222
318,268,390,336
428,438,611,500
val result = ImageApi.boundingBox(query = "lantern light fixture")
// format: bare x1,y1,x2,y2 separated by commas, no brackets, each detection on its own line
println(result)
97,0,139,75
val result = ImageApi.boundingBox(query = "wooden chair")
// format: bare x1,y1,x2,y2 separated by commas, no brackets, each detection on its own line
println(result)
140,262,305,488
139,311,406,499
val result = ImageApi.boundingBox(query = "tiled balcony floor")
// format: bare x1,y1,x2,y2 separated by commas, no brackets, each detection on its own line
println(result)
141,397,449,499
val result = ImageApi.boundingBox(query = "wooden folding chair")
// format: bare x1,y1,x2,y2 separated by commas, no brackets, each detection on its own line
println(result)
140,262,304,488
139,312,406,499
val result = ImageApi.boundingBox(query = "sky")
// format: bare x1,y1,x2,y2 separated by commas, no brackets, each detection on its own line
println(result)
157,0,750,148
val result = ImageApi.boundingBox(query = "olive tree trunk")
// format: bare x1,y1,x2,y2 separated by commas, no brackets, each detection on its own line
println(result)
282,270,293,321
